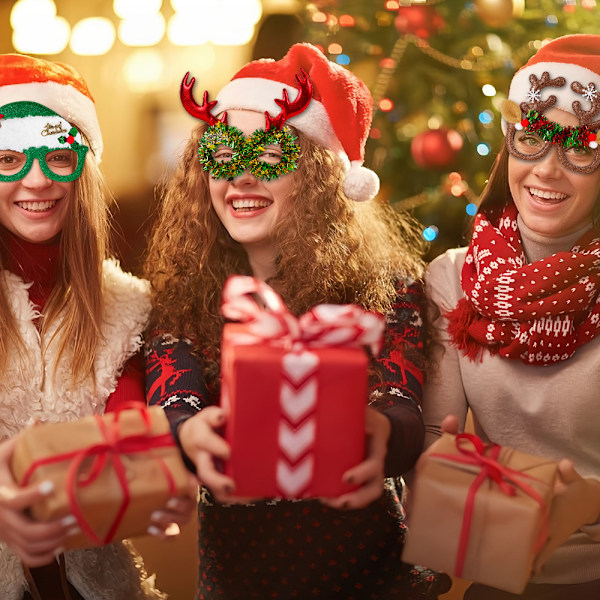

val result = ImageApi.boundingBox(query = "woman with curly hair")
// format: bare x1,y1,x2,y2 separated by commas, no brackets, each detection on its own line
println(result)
0,54,193,600
144,43,450,599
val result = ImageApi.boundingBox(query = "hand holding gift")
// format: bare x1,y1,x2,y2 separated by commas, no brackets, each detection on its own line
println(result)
177,275,386,505
0,436,75,567
10,405,197,552
403,432,559,594
533,458,600,575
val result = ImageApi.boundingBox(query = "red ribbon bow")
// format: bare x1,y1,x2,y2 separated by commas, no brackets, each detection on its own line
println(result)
21,405,177,546
221,275,385,355
430,433,550,578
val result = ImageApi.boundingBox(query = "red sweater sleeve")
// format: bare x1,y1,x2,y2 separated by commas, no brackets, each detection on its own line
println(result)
104,353,146,413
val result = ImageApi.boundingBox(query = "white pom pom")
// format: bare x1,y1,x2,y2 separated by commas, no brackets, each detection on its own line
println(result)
342,161,380,202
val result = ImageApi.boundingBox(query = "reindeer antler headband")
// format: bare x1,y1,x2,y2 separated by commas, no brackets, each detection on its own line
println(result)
501,71,600,174
181,69,313,181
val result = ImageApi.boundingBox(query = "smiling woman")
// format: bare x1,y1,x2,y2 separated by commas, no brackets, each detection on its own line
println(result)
143,43,451,600
423,34,600,600
0,54,195,600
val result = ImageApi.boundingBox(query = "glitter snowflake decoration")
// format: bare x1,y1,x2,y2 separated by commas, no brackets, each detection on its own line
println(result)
582,84,598,103
526,88,541,103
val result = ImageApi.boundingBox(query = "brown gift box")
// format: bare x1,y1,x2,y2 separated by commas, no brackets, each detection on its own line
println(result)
403,433,558,594
11,406,194,549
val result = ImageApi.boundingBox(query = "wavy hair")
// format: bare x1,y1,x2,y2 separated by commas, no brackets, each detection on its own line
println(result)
144,123,426,384
0,152,109,384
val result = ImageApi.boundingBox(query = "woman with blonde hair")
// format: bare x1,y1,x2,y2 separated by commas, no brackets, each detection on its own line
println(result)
145,43,450,599
0,54,192,600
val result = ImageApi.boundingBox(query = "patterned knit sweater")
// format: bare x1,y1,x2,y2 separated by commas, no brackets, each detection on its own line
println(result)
147,281,451,600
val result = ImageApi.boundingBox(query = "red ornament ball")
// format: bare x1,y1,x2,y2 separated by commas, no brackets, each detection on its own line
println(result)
66,135,75,144
411,128,463,169
394,6,445,38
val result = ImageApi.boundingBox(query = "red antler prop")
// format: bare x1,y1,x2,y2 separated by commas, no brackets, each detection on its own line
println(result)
265,69,312,131
180,72,227,126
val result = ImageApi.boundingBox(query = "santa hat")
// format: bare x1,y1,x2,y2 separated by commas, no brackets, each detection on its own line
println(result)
0,54,102,159
214,43,379,202
503,34,600,134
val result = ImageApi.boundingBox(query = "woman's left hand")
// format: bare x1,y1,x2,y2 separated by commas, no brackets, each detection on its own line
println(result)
533,459,600,574
321,406,390,511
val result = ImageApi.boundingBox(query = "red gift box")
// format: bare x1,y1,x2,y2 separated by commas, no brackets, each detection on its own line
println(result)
219,276,385,499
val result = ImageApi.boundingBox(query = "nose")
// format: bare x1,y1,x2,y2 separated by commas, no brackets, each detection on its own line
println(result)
531,146,564,179
231,167,259,186
21,159,52,190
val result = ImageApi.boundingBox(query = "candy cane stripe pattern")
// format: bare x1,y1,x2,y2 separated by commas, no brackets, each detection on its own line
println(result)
277,351,319,496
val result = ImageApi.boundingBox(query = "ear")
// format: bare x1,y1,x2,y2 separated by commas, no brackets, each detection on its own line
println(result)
501,99,522,124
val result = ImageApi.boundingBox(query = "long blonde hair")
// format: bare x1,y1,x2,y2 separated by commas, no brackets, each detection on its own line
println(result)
144,123,426,384
0,155,110,384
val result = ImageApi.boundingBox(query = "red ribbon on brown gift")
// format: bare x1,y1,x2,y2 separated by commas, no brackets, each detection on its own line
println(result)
20,404,177,546
430,433,550,578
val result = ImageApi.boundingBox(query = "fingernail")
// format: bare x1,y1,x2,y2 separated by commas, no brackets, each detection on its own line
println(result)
53,546,65,557
39,481,54,495
67,526,81,537
166,498,179,510
150,511,165,521
60,515,77,527
165,523,181,537
147,525,162,537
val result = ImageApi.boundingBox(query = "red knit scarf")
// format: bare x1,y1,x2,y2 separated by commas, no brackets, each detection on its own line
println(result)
446,202,600,365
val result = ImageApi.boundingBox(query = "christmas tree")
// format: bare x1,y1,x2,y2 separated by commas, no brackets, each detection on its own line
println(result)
303,0,600,259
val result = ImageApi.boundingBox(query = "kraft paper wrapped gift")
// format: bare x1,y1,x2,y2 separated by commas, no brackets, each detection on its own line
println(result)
219,275,385,499
402,433,558,594
12,406,194,549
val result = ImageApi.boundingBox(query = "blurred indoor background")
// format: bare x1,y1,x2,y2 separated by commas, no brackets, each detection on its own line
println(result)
2,0,600,273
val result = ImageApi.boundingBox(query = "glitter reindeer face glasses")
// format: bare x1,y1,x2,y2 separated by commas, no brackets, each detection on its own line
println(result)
180,69,312,181
502,73,600,174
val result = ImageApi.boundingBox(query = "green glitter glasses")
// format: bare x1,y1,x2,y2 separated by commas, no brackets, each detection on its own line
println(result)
198,121,300,181
180,68,312,181
0,145,88,182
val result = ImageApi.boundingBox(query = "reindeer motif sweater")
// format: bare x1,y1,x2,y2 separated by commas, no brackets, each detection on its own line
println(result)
147,281,451,600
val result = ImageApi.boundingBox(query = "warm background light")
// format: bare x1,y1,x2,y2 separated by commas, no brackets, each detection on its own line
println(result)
70,18,116,56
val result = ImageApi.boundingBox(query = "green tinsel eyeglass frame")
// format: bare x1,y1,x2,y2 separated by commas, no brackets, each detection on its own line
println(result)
197,122,300,181
0,145,89,182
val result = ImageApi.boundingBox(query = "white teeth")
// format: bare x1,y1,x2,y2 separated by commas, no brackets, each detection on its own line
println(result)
231,198,271,210
16,200,57,212
528,187,568,200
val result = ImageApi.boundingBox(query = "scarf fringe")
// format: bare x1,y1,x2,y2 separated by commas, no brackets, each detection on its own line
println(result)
445,299,484,362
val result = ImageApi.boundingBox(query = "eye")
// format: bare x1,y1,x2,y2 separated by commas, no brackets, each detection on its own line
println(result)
213,146,234,162
47,151,73,164
0,151,26,171
258,145,282,164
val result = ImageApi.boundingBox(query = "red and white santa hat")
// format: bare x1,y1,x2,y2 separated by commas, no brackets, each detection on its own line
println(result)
215,43,379,202
504,34,600,132
0,53,102,159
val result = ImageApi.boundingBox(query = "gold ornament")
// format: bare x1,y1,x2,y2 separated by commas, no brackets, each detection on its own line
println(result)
474,0,524,28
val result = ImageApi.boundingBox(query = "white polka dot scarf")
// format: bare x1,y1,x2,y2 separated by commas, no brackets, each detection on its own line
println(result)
446,201,600,365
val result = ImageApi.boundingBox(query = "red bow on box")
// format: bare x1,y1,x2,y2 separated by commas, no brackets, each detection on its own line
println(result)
20,405,177,546
431,433,550,578
221,275,385,354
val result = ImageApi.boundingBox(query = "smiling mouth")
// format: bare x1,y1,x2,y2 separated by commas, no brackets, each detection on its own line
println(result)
16,200,58,212
527,187,568,204
231,198,272,212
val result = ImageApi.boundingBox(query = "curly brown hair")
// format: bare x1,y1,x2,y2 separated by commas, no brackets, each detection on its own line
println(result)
144,122,426,383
